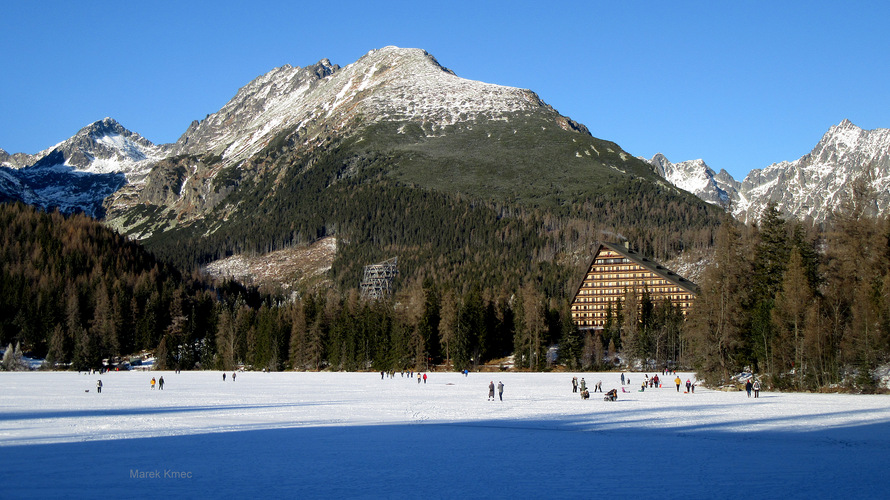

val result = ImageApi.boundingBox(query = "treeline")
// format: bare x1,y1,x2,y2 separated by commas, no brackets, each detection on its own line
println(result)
0,203,260,370
0,202,601,372
686,193,890,391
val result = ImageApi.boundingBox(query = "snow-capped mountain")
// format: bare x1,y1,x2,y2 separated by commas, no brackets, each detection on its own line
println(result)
647,153,739,208
103,45,606,236
735,120,890,223
650,120,890,223
171,46,584,166
0,118,166,216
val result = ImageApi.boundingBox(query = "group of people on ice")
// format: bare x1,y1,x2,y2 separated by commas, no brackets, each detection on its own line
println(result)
745,378,762,398
573,376,604,400
570,372,702,400
380,371,428,384
488,380,504,400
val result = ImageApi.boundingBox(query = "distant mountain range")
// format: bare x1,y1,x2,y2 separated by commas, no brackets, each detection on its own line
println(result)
8,46,885,290
646,119,890,223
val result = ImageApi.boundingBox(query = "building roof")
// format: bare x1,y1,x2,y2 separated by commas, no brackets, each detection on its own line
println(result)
574,241,699,296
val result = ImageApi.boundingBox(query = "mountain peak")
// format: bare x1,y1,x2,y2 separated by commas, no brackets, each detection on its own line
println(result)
835,118,856,129
172,46,567,163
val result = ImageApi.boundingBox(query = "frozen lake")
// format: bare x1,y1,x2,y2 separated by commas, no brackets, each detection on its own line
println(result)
2,370,888,498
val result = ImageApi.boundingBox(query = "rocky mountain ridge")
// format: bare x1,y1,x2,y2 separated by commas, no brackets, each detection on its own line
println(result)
0,118,165,216
647,120,890,223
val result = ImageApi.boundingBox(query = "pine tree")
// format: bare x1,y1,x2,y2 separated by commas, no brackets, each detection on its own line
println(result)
1,343,13,371
438,290,457,369
772,248,813,389
216,308,236,371
686,214,748,384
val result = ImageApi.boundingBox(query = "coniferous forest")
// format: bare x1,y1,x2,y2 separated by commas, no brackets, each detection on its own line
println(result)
2,195,890,392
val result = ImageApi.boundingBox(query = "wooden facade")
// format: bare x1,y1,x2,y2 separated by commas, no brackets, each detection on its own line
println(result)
570,242,698,329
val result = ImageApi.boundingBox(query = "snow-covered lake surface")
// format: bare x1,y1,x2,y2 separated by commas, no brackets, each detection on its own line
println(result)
2,371,889,498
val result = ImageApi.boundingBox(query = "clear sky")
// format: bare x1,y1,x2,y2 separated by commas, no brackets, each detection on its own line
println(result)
2,1,887,181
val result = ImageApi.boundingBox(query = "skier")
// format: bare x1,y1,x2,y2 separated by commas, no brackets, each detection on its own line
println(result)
674,375,681,392
96,379,103,394
158,376,165,390
488,381,495,401
497,381,504,401
753,379,761,398
150,377,156,390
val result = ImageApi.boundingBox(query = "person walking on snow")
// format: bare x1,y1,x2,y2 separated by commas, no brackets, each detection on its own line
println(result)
488,381,495,401
753,379,761,398
595,380,602,393
232,372,236,382
621,373,625,385
423,373,427,384
685,379,691,393
745,378,753,397
223,373,226,381
158,376,165,390
674,375,682,392
579,378,587,393
572,377,578,393
96,379,103,394
497,381,504,401
151,377,156,390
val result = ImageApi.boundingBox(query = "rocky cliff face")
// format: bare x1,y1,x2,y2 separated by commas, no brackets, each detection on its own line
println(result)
647,153,737,208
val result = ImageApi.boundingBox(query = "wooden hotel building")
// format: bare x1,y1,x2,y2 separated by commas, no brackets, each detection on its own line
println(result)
570,242,698,329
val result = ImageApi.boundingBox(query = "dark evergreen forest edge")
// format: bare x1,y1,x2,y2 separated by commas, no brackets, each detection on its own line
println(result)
4,186,890,392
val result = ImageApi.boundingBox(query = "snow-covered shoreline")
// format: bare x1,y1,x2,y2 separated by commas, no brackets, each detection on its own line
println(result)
2,371,888,498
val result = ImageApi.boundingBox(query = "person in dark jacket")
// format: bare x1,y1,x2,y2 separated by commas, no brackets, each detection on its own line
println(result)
497,381,504,401
96,379,103,393
745,378,753,397
488,381,495,401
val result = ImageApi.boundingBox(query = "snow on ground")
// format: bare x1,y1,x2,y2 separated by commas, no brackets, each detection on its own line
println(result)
2,371,889,498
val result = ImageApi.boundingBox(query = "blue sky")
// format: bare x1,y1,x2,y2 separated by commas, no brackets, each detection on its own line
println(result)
2,1,887,180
